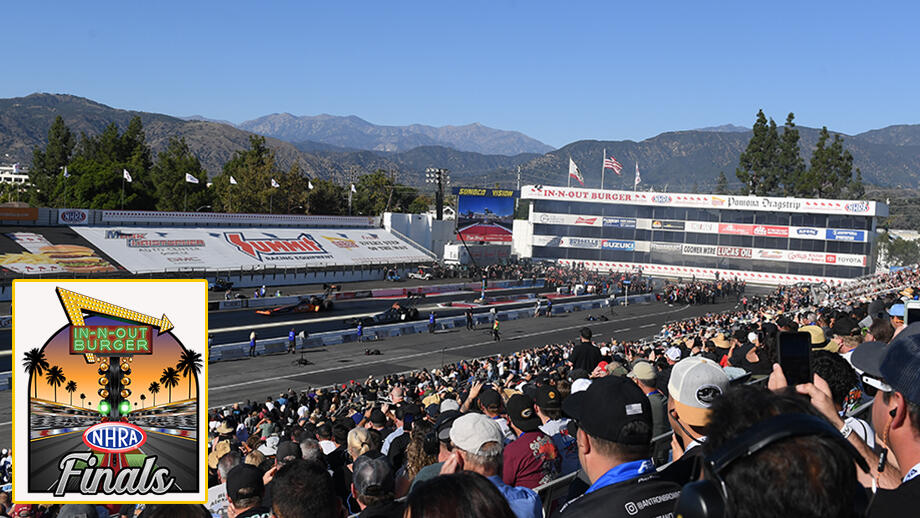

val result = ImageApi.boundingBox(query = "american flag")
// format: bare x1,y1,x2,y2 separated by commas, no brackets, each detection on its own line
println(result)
603,154,623,175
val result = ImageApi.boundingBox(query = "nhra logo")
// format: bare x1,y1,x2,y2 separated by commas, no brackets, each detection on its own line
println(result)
59,210,87,224
83,422,147,453
796,228,818,236
652,194,672,204
323,234,359,249
845,202,870,213
224,232,326,261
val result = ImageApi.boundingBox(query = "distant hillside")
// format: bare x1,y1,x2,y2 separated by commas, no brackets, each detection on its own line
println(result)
238,113,554,156
2,94,920,194
693,124,750,133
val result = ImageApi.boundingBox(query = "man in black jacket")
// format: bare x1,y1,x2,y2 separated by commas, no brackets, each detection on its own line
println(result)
570,327,601,372
552,376,680,517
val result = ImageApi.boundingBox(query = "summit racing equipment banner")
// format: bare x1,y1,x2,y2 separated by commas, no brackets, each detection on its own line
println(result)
71,227,432,272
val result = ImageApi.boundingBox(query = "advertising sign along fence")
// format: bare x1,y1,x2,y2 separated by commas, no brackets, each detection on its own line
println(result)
71,227,433,272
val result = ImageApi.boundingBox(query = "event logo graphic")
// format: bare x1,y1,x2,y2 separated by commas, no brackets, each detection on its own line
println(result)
845,202,870,213
651,194,672,204
13,281,207,503
224,232,327,260
322,234,359,249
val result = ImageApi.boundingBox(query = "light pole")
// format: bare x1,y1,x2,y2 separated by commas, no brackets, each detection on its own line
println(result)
425,168,450,220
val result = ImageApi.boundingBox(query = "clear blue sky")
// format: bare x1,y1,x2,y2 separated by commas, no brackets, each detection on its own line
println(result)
2,1,917,148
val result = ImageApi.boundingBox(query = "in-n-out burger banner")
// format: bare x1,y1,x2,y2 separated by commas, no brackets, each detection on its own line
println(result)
70,226,432,272
553,258,850,285
522,185,885,216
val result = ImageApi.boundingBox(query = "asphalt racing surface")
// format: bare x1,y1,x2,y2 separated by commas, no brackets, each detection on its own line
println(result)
207,299,738,409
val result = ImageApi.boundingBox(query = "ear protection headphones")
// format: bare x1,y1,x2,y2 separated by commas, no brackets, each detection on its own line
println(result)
674,413,870,518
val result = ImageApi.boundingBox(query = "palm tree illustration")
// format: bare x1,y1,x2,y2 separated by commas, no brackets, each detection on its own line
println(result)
80,393,86,408
45,365,66,403
65,380,77,406
140,394,146,408
160,367,180,404
23,348,50,398
148,381,160,407
176,348,203,399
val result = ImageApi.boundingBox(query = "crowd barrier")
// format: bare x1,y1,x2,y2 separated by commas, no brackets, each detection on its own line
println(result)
207,293,650,363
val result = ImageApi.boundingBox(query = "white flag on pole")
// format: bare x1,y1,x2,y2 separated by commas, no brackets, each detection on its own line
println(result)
12,163,20,174
308,180,314,190
634,161,641,187
568,158,584,186
350,184,357,193
185,173,199,184
123,169,132,182
229,176,238,185
63,166,70,178
271,178,280,188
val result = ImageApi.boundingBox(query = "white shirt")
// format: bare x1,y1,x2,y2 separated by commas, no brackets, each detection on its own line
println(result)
844,416,876,450
539,418,570,437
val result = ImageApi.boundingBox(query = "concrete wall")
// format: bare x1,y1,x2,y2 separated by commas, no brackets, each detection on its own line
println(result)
512,219,533,258
383,212,455,259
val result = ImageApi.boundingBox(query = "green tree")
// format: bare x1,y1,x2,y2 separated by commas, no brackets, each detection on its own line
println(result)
777,113,806,196
272,161,311,214
151,137,213,211
65,117,157,209
213,135,277,213
736,109,780,195
715,171,729,194
159,367,180,403
23,348,50,399
306,179,347,215
878,231,920,267
45,365,65,403
65,380,77,406
28,115,76,206
803,127,862,199
408,194,432,214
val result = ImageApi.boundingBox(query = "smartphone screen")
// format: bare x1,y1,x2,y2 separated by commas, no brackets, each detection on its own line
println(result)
778,331,812,386
906,302,920,326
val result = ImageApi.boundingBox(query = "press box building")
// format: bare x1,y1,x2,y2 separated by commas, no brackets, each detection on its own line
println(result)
512,185,887,285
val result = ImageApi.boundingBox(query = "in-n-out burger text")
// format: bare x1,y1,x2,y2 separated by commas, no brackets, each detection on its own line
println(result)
536,188,633,202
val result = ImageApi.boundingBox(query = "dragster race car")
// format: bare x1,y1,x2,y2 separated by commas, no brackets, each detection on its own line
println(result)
256,284,340,316
344,293,424,327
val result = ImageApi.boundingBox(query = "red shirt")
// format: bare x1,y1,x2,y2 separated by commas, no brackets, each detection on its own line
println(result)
502,430,560,489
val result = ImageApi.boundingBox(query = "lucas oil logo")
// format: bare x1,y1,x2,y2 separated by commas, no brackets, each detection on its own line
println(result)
224,232,327,260
12,281,208,503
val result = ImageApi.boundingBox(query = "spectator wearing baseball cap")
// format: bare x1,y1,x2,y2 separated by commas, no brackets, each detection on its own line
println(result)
555,376,681,518
628,361,669,466
889,303,907,337
440,413,543,518
849,328,920,516
351,455,403,518
502,394,560,489
665,357,729,463
534,385,579,476
226,464,270,518
465,383,515,442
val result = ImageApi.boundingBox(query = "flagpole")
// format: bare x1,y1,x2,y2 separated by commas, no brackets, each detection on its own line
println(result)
567,157,571,188
634,161,638,192
601,148,605,191
121,175,125,209
184,183,188,212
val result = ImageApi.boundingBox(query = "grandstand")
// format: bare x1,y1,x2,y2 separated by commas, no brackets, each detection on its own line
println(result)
515,185,887,284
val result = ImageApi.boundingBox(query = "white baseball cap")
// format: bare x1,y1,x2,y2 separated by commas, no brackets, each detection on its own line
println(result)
667,357,730,427
449,413,503,454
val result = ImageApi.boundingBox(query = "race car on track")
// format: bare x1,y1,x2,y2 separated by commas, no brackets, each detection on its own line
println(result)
256,284,340,316
344,293,424,327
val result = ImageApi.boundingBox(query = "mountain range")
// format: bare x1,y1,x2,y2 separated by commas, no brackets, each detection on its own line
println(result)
2,93,920,192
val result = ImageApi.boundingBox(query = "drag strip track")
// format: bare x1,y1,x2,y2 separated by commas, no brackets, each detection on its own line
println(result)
206,300,739,410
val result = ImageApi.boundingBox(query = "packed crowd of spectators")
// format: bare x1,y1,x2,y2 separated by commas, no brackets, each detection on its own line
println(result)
190,265,920,518
4,264,919,518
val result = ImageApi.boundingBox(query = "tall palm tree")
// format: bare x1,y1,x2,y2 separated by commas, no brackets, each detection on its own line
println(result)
45,365,65,403
140,394,146,408
159,368,179,404
148,381,160,407
65,380,77,406
80,393,86,408
176,348,203,399
23,348,50,398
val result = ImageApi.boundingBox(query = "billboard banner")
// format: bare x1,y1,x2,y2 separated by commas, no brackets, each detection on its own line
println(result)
521,185,883,216
57,209,90,225
752,225,789,238
455,187,517,243
70,227,433,272
826,229,866,242
685,221,717,233
601,239,635,251
651,242,683,253
651,219,685,231
717,246,753,259
603,217,637,228
682,244,717,257
718,223,753,236
791,226,822,239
